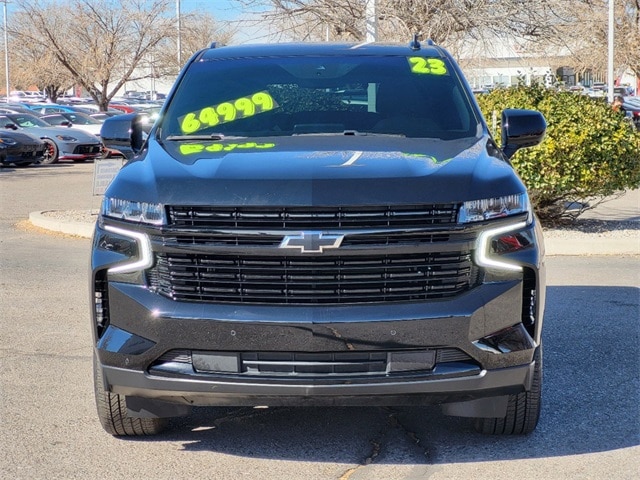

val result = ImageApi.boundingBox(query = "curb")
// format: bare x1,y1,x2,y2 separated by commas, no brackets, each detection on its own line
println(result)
29,211,95,239
28,210,639,256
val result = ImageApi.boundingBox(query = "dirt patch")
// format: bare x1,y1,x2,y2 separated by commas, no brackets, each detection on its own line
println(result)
16,219,89,239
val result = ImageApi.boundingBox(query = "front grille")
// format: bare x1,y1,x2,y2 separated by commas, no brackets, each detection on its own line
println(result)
168,204,460,230
242,351,388,375
148,251,477,304
153,231,464,248
74,144,101,155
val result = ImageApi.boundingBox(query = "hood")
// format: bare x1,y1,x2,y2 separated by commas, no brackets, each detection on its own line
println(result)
0,130,45,146
18,125,100,143
66,124,103,136
106,135,526,206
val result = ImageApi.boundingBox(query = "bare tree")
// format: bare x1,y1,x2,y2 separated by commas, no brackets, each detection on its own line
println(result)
235,0,639,86
235,0,565,45
151,11,236,80
11,0,180,110
557,0,640,82
6,14,75,102
10,0,232,110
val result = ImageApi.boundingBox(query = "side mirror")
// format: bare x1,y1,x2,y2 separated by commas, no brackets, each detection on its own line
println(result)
100,113,145,160
4,123,18,130
501,109,546,160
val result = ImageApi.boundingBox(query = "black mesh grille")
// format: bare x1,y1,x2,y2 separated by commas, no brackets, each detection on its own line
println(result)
242,351,388,375
148,251,477,304
168,204,460,230
74,144,101,155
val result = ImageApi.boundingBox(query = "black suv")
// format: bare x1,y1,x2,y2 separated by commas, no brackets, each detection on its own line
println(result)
93,40,547,436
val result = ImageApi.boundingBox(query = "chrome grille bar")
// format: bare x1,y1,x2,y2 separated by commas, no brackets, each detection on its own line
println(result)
168,204,460,229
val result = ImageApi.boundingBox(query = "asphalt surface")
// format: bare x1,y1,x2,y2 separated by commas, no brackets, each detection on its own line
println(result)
1,163,638,479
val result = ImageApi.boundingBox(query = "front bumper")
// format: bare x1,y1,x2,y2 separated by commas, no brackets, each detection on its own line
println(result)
100,359,535,409
93,278,539,409
91,216,545,414
59,143,102,160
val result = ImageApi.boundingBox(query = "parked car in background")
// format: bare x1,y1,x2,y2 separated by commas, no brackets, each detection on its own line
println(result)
72,103,124,114
28,103,94,115
614,86,635,98
0,113,102,164
9,90,46,103
621,98,640,129
89,111,121,122
42,111,127,158
108,103,138,113
0,130,47,167
41,111,103,136
0,103,44,115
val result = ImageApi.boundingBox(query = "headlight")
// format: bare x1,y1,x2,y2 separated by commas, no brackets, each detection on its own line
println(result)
55,135,78,141
101,197,166,225
0,137,17,146
458,193,530,224
103,225,153,274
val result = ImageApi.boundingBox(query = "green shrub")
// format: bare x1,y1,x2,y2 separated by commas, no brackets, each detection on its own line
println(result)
476,85,640,224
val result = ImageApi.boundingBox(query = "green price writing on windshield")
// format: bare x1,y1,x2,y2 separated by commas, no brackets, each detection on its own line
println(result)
179,91,278,134
408,57,447,75
179,142,276,155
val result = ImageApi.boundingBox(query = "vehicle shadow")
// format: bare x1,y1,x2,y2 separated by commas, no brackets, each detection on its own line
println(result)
130,285,639,464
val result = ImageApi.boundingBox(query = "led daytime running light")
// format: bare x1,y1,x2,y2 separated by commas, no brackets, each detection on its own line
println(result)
104,225,153,274
475,221,527,272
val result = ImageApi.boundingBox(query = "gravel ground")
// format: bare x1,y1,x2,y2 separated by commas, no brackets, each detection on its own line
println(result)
41,209,100,224
542,219,638,239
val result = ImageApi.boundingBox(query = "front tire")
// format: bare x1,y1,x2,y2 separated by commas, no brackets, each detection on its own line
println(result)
40,138,59,164
474,346,542,435
93,353,167,436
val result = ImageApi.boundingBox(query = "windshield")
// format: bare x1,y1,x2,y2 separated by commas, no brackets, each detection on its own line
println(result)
61,112,102,125
161,54,480,141
6,113,52,128
41,114,68,126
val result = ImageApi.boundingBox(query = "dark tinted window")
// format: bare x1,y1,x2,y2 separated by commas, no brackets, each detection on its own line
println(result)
161,55,480,141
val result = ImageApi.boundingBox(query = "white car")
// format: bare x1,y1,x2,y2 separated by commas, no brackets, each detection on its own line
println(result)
41,112,104,137
0,113,102,164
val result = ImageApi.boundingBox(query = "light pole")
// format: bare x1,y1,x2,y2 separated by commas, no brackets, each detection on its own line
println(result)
365,0,377,42
607,0,614,103
2,0,9,103
176,0,181,67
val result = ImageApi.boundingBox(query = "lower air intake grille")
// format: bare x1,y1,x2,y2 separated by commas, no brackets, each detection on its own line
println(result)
150,348,474,378
149,251,477,304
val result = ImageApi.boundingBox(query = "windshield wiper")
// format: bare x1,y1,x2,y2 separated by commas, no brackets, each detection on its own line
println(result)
165,133,227,141
292,130,405,137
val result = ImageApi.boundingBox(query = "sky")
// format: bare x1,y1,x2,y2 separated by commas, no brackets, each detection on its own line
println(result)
179,0,272,44
3,0,272,45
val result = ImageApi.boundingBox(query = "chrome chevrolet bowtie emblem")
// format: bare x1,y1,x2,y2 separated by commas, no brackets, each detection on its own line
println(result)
280,231,344,253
